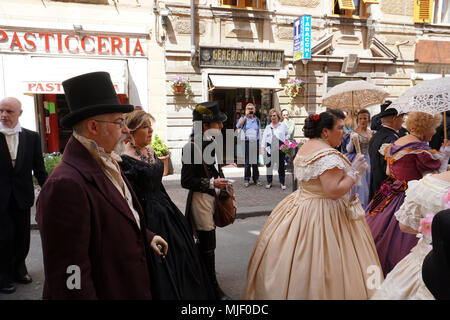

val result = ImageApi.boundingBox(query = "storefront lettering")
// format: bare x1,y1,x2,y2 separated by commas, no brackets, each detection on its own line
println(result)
26,81,121,94
0,29,146,56
206,48,283,69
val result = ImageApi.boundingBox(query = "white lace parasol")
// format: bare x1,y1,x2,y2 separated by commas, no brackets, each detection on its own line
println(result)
322,80,389,110
388,77,450,115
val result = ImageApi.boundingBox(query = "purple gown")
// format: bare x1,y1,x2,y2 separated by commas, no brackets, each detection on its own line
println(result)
365,142,442,277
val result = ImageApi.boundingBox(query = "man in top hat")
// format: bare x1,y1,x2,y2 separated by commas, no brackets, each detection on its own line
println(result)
368,101,405,201
181,101,231,300
0,97,47,294
36,71,168,299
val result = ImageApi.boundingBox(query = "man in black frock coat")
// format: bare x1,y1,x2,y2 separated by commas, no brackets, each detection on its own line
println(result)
368,101,405,202
0,97,47,294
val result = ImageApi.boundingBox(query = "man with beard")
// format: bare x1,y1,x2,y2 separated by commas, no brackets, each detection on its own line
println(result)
36,72,168,299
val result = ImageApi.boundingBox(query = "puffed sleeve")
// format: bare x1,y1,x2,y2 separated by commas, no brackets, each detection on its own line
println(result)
415,151,441,173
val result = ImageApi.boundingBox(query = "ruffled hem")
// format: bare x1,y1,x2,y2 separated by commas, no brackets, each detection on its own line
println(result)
394,174,450,231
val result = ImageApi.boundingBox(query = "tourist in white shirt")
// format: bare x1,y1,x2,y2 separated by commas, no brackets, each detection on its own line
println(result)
261,109,290,190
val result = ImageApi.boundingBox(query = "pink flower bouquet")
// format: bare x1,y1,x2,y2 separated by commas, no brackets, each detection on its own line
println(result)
280,140,301,155
443,189,450,209
419,213,434,237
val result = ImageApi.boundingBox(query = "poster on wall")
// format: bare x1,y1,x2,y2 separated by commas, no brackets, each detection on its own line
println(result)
293,15,312,63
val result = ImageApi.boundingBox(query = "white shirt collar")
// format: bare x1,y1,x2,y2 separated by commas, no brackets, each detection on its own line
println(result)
0,122,22,134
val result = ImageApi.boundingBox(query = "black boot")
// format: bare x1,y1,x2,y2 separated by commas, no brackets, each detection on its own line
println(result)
197,230,231,300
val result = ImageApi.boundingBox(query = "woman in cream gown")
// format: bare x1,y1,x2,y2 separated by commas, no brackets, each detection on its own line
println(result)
245,110,382,300
371,171,450,300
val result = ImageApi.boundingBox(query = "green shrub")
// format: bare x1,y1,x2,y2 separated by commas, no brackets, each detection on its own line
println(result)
44,153,63,174
151,134,170,157
33,152,63,186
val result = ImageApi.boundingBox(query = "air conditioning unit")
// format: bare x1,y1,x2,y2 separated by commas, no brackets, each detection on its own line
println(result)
341,54,359,73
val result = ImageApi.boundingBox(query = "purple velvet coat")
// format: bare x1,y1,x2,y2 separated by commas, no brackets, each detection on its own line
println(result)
36,137,156,300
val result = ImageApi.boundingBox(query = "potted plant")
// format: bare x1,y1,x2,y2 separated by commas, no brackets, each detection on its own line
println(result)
151,134,170,176
284,78,306,102
170,76,192,99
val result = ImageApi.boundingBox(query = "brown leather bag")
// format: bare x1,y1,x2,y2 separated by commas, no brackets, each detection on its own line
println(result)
201,161,237,228
190,140,237,228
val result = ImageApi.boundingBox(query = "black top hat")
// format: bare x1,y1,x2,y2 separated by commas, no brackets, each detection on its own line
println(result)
60,71,134,128
192,101,227,123
422,209,450,299
377,100,398,118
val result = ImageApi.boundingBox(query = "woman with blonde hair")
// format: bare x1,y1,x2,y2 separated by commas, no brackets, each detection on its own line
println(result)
365,111,450,277
119,110,215,300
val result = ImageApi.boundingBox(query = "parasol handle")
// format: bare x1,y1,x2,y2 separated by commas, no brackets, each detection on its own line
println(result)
352,134,361,155
443,69,447,144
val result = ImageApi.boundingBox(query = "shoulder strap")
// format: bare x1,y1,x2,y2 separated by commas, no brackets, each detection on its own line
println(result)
191,142,211,179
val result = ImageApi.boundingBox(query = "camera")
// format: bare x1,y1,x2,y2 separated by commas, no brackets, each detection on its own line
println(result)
248,111,254,115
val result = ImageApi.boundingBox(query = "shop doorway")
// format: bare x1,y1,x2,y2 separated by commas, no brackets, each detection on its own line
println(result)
210,88,273,164
36,93,128,153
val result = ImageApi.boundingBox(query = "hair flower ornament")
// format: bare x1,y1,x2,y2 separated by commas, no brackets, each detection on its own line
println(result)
313,114,320,122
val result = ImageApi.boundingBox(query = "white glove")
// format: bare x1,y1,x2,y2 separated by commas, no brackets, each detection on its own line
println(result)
346,132,357,153
439,146,450,172
347,154,368,183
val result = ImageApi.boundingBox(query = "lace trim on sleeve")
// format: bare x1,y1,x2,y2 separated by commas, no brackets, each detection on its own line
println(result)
389,147,444,163
394,175,449,230
378,143,392,159
296,152,349,181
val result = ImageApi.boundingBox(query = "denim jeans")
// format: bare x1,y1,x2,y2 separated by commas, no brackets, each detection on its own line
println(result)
244,140,259,183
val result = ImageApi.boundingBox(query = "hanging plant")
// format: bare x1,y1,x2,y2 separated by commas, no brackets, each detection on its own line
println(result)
284,78,306,103
169,76,192,99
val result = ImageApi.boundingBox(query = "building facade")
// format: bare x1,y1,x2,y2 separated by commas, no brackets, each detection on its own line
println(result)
1,1,449,172
0,0,157,153
157,0,450,171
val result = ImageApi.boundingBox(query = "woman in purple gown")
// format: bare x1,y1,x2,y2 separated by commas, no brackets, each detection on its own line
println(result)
365,112,448,277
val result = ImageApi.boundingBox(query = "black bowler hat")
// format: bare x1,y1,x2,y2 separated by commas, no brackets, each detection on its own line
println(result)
377,100,398,118
192,101,227,123
422,209,450,300
60,71,134,128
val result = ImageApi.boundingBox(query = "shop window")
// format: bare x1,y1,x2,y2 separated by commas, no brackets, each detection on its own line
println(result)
333,0,379,18
51,0,109,4
221,0,265,10
432,0,450,24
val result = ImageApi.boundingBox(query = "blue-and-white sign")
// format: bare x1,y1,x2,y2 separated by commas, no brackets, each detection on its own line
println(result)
293,15,312,62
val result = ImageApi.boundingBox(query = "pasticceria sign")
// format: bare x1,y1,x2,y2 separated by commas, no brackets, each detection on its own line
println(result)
0,29,146,57
199,47,284,69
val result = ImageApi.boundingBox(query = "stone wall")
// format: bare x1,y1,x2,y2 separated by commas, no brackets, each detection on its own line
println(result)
381,0,414,16
278,0,320,7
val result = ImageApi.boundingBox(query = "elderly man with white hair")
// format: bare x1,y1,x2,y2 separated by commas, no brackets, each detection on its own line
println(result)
0,97,48,294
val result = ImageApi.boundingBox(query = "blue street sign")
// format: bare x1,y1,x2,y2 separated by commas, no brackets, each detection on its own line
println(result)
293,15,312,62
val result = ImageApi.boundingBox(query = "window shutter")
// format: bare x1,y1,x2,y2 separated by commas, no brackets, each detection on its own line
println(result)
338,0,356,10
362,0,380,4
414,0,434,23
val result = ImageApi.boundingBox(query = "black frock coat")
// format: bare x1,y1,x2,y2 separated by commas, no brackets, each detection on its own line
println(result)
181,138,223,230
368,126,399,201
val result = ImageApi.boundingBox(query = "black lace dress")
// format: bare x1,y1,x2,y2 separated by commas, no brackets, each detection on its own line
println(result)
120,154,215,300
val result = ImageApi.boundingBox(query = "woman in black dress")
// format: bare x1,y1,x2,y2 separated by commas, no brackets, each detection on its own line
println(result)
119,110,214,300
